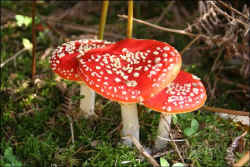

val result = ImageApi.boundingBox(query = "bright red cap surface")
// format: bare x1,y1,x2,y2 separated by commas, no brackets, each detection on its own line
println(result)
50,39,112,81
143,71,207,113
78,38,182,103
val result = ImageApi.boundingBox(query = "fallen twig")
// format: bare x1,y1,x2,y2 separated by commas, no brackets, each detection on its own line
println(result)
203,106,249,117
155,1,175,25
152,150,174,158
211,49,223,73
118,14,208,39
163,116,185,163
41,47,53,60
216,76,250,91
157,136,185,142
180,34,201,55
233,151,250,167
216,0,249,20
211,2,249,27
124,135,160,167
107,123,122,136
225,131,248,166
67,115,75,145
45,21,67,39
0,48,28,68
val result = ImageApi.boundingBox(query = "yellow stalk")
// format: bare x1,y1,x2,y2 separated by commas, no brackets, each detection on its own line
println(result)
98,0,109,40
127,0,133,38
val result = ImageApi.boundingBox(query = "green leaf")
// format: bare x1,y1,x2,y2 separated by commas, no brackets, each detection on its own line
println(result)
15,15,24,26
172,162,186,167
184,119,199,136
172,115,178,125
184,128,195,136
15,15,32,27
3,147,22,167
22,38,33,50
4,147,16,162
191,119,199,131
160,157,170,167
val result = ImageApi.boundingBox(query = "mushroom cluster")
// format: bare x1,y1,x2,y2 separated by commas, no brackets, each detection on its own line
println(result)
50,38,206,148
77,38,182,145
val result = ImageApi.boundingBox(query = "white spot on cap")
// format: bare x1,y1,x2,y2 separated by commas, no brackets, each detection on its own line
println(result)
122,48,127,52
126,80,137,87
123,75,129,80
168,64,174,70
192,75,200,80
153,51,159,55
115,77,121,83
163,46,170,51
155,57,161,64
144,66,149,71
193,88,199,94
150,71,156,75
106,70,112,74
133,72,140,78
170,52,175,56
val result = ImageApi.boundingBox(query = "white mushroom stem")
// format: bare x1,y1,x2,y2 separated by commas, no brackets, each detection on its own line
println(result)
79,83,97,119
154,113,172,151
120,103,140,146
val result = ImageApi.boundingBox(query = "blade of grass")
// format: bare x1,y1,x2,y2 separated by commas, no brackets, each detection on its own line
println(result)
203,106,250,116
0,48,28,68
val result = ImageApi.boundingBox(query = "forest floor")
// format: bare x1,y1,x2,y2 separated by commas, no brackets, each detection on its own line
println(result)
1,1,249,167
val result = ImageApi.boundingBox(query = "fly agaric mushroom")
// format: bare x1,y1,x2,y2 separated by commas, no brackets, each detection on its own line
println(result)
77,38,182,145
142,71,207,151
50,39,112,118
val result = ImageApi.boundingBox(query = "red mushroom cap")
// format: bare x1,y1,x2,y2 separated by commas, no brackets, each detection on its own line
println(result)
142,71,207,113
78,38,182,103
50,39,113,81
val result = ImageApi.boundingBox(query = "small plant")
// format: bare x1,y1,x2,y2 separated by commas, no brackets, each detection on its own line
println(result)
15,15,32,27
0,147,22,167
22,38,33,50
184,118,199,137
